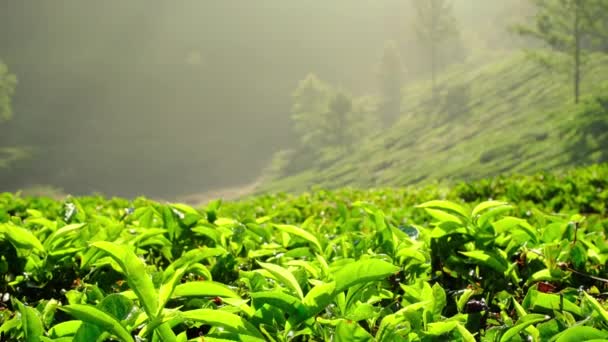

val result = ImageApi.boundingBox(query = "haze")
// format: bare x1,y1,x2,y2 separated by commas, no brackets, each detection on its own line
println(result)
0,1,577,200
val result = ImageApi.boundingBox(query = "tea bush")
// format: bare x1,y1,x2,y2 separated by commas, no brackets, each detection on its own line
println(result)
1,164,608,341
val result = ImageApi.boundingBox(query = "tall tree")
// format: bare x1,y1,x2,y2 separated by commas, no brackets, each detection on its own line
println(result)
326,90,354,150
0,61,16,123
581,0,608,52
351,95,381,138
377,40,405,127
291,73,332,152
515,0,595,104
291,75,375,158
0,61,22,169
411,0,459,99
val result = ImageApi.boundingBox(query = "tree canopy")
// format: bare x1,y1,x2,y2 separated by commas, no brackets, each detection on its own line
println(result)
0,61,16,123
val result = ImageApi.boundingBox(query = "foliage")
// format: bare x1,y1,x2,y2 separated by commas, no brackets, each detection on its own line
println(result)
513,0,608,103
564,87,608,164
410,0,462,97
0,61,25,170
581,0,608,51
2,165,608,340
377,40,405,127
261,52,608,194
291,74,333,151
290,75,380,164
325,91,354,150
0,61,16,123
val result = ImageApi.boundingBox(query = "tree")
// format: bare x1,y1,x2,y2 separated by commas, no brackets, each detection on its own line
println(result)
0,61,17,123
291,73,332,152
411,0,459,99
291,74,377,159
326,90,354,150
0,61,21,169
351,95,381,139
581,0,608,52
514,0,598,104
377,40,405,127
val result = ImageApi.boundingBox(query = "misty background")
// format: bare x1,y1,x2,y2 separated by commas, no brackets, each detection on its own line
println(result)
0,1,537,198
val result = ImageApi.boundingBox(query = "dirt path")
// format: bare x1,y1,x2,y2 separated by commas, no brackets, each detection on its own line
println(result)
173,178,262,207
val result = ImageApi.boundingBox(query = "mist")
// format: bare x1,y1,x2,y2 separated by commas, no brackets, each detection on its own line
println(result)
0,1,558,199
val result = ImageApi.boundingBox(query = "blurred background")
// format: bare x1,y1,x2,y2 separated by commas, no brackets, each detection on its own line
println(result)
1,0,607,200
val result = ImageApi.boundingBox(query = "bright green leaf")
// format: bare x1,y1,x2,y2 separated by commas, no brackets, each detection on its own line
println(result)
333,259,399,294
258,261,304,299
60,305,134,342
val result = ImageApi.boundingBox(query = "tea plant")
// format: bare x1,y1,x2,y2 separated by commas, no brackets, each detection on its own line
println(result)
1,164,608,341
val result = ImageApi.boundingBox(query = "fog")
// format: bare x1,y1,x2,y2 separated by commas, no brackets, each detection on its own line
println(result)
0,1,533,198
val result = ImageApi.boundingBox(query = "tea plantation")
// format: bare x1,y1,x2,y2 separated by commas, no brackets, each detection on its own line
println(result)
2,164,608,341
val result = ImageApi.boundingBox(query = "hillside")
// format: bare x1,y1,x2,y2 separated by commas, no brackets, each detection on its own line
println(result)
257,51,608,193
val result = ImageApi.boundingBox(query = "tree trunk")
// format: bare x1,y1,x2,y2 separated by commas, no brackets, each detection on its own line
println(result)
431,0,437,100
574,0,581,104
432,42,437,99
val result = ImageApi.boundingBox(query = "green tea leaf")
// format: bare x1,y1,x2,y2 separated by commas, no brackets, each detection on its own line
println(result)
274,224,322,252
552,326,608,342
426,321,475,341
460,250,509,273
477,205,515,228
258,261,304,299
303,281,336,318
513,298,527,318
74,294,135,342
432,283,447,315
15,300,44,342
98,294,135,320
456,323,476,342
582,291,608,323
427,321,458,337
472,201,509,217
180,309,264,342
424,208,463,224
0,223,45,252
500,314,548,342
346,303,377,322
335,320,374,342
60,305,134,342
250,291,308,322
417,200,469,218
457,289,475,313
173,281,241,298
158,265,188,316
162,247,224,281
43,223,85,250
286,259,320,278
522,289,581,316
48,321,82,338
396,247,426,263
0,316,20,337
91,242,158,317
161,206,181,240
333,259,399,294
527,269,567,285
492,217,538,242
